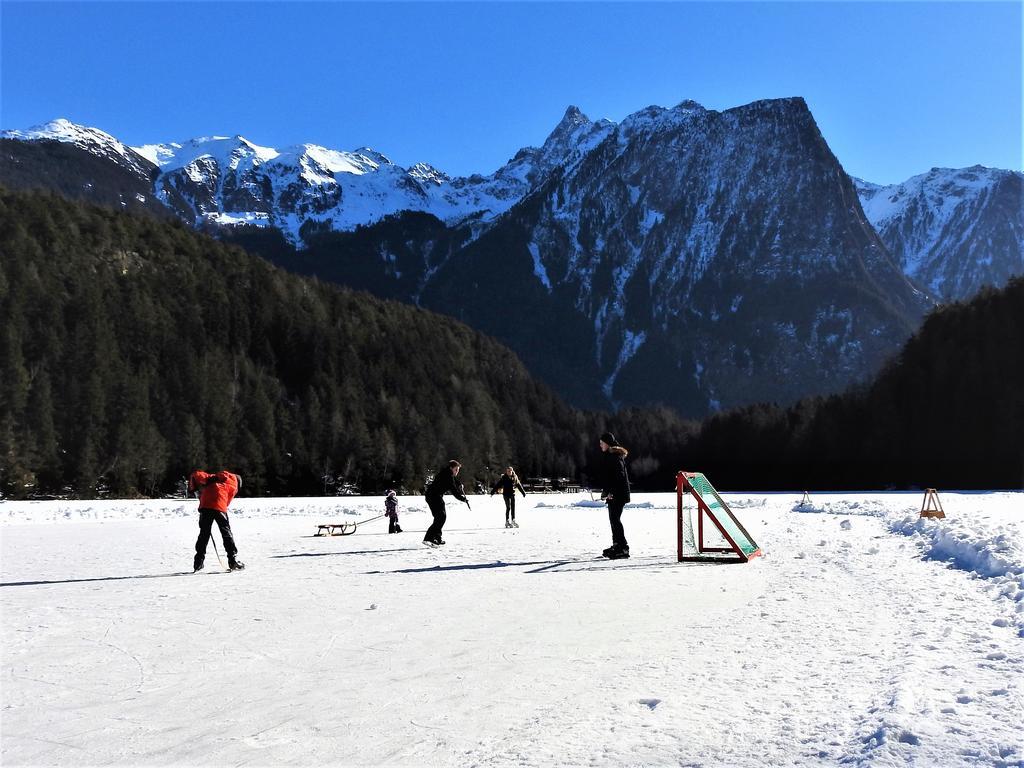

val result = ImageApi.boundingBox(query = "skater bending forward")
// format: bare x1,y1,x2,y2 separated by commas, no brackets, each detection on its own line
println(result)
189,469,245,571
491,466,526,527
423,460,468,546
598,432,631,559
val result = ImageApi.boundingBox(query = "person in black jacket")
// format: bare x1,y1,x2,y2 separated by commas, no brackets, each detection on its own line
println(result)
491,466,527,528
423,459,469,546
598,431,631,559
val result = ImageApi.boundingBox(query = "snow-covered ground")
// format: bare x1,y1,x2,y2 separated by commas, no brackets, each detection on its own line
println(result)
2,491,1022,767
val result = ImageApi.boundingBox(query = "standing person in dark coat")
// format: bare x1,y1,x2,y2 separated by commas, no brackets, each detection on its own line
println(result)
423,460,469,546
491,466,526,528
189,469,245,571
598,432,631,559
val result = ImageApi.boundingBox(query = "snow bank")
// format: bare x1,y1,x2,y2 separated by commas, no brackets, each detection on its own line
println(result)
892,509,1024,638
0,497,431,524
795,493,1024,638
534,499,664,510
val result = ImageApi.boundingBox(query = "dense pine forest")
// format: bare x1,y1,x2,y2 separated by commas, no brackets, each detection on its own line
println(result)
0,188,693,497
1,187,1021,498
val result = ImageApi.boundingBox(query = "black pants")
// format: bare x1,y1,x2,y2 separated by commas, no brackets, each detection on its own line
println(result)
195,508,238,563
607,499,628,549
424,496,446,542
503,493,516,520
388,515,402,533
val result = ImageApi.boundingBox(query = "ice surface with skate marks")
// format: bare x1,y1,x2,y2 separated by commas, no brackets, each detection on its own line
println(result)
1,491,1022,766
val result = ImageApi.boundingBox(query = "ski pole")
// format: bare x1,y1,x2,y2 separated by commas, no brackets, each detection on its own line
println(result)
210,530,225,568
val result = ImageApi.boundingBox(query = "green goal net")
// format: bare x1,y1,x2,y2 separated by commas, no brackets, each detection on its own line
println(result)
677,472,761,562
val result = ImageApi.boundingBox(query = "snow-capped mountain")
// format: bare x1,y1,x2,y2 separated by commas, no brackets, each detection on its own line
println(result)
0,119,169,217
126,109,611,243
1,118,155,180
0,109,615,246
416,98,931,413
854,167,1024,301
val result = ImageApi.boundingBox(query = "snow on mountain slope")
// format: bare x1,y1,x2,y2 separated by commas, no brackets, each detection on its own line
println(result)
127,108,611,244
424,97,930,413
135,135,282,173
6,117,1020,305
1,118,155,179
136,135,533,242
1,109,617,246
855,167,1024,301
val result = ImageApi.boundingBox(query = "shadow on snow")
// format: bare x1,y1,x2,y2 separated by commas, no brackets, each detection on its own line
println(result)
366,556,689,575
0,571,226,587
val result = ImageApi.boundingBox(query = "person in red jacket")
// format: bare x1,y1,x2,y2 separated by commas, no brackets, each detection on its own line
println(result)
189,470,245,572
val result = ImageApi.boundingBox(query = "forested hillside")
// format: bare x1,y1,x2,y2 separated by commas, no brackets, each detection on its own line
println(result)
0,138,166,218
0,188,694,497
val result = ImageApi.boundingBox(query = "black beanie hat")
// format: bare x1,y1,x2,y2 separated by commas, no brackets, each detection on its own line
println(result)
599,431,617,446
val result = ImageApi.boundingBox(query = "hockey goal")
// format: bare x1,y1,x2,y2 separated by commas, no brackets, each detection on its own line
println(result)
676,471,762,563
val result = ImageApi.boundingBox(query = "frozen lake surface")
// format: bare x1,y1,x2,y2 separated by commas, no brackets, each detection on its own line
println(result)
2,491,1022,766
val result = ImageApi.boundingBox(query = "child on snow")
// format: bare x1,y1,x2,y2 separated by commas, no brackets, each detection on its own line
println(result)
385,490,402,533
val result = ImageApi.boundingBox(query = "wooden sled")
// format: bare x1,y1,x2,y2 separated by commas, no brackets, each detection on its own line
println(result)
315,513,386,537
315,522,358,536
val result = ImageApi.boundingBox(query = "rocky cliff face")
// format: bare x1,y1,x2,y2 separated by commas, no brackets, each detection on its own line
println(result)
419,99,930,413
855,167,1024,302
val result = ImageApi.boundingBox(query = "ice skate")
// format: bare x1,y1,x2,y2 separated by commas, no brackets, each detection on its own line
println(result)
606,546,630,560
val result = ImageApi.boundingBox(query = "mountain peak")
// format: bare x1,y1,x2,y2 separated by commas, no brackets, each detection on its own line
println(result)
731,96,811,118
561,105,588,123
2,117,155,175
2,117,118,147
409,162,450,186
541,105,596,148
352,147,393,166
672,99,706,113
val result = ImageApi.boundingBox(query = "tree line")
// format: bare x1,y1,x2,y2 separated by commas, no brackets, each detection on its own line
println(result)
1,187,1020,498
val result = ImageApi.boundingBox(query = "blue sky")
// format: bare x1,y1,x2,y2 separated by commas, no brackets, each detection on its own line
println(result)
2,2,1020,184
